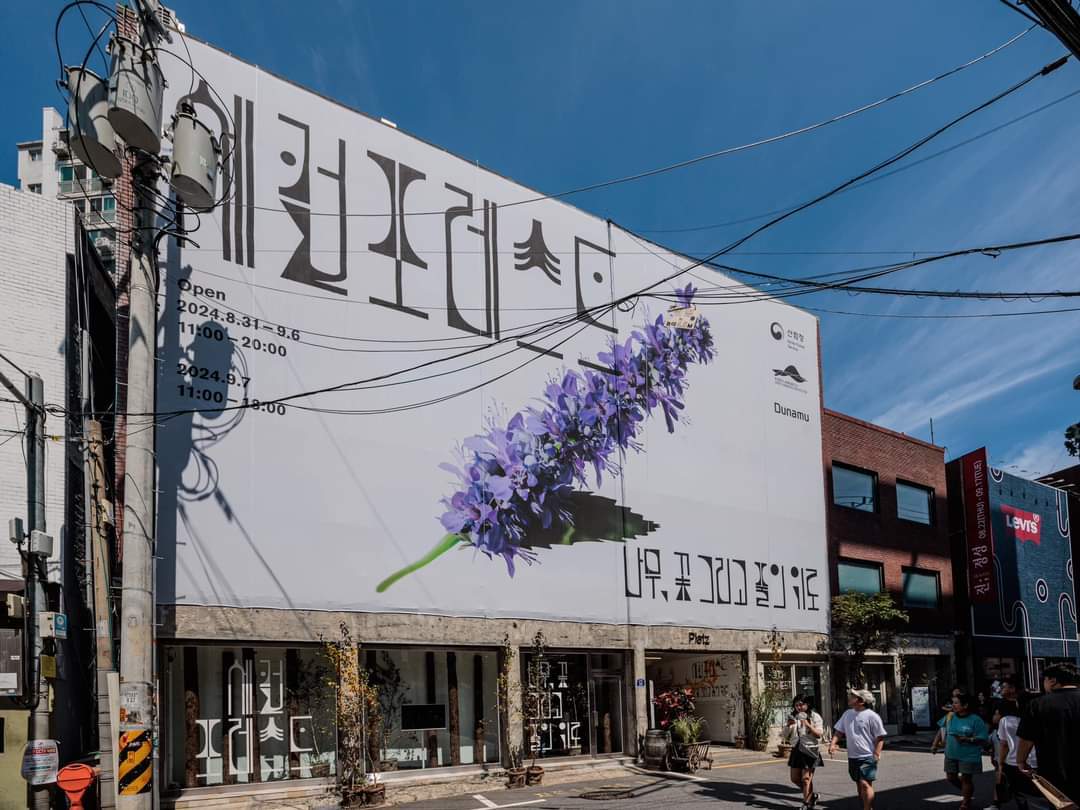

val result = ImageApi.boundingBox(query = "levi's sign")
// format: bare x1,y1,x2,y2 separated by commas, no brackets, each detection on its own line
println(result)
1001,505,1041,545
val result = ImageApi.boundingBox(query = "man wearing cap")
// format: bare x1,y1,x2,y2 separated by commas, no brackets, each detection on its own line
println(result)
829,689,888,810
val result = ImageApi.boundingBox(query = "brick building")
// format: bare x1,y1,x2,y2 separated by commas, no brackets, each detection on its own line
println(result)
1040,462,1080,575
0,184,115,808
823,409,954,732
949,453,1078,691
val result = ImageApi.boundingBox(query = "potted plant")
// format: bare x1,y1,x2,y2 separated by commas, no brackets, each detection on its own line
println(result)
506,745,526,788
320,623,384,808
524,632,547,787
669,716,704,746
652,687,698,751
497,635,528,788
747,690,773,752
372,651,405,772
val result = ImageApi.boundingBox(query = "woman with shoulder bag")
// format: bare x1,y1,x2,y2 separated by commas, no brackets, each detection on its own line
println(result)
788,695,825,810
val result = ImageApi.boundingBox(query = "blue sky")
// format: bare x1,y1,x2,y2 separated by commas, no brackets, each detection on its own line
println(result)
4,0,1079,475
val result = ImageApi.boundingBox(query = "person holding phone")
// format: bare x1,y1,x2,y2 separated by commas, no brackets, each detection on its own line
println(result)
931,691,989,810
786,695,824,809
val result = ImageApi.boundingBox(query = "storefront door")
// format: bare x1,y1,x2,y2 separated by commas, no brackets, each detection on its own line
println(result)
589,676,623,755
863,665,892,726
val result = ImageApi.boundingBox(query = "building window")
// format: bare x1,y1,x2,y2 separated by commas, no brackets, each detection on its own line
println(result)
29,149,41,162
832,464,876,512
902,569,940,609
162,645,338,789
28,184,41,194
838,560,883,594
365,647,500,770
60,165,74,182
522,650,626,758
897,481,933,525
762,663,824,724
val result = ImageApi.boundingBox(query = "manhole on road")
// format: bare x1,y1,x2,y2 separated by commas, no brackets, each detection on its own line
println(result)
579,786,638,800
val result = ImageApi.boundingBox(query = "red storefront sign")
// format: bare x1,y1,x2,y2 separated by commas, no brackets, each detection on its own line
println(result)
1001,504,1041,545
961,448,996,603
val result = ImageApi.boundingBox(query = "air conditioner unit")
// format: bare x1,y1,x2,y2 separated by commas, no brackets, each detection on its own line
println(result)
94,236,111,248
51,140,70,158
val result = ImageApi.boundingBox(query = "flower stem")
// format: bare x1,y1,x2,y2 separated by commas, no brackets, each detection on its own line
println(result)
376,533,466,592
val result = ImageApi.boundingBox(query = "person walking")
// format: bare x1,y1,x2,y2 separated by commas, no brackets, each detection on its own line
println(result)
1017,662,1080,804
931,687,964,753
992,678,1038,810
829,689,887,810
931,691,988,810
786,695,824,809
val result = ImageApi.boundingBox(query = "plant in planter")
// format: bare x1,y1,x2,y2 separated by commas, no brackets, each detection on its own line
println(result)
747,690,774,752
506,746,526,788
524,632,547,786
497,634,527,788
372,651,406,771
669,716,705,746
652,687,696,731
321,623,384,808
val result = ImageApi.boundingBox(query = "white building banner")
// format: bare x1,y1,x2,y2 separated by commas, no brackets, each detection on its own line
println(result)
155,37,828,633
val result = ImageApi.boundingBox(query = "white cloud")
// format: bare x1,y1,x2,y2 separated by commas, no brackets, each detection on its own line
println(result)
996,429,1069,479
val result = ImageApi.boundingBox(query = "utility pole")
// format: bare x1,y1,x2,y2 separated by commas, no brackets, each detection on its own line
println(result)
1,370,54,810
26,374,50,810
113,2,174,803
2,373,45,808
1015,1,1080,61
87,418,117,806
116,155,160,806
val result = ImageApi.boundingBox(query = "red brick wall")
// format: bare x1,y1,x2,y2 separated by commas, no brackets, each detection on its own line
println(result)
823,409,953,634
111,3,140,561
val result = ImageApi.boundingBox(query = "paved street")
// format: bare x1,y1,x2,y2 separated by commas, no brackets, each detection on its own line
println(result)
393,746,1002,809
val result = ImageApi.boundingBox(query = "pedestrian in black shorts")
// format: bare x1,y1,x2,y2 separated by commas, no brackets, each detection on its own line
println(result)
786,695,824,809
993,683,1039,810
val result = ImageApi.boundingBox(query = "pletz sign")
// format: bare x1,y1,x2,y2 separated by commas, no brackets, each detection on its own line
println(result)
21,739,59,785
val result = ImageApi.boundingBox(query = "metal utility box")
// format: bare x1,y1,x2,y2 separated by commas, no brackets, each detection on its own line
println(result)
0,628,23,697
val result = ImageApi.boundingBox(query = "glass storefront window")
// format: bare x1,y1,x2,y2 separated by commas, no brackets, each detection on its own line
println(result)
164,644,501,790
364,648,500,769
521,651,626,758
163,645,337,790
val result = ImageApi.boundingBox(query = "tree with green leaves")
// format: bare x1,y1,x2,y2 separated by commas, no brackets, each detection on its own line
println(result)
830,592,910,686
1065,421,1079,457
1064,375,1080,457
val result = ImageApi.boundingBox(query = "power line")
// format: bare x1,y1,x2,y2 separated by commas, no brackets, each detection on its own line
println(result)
198,25,1036,220
0,350,31,380
803,303,1080,319
636,86,1080,235
83,54,1066,421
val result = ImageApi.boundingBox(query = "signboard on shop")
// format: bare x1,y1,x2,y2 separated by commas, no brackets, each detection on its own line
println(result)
154,36,830,634
21,739,59,785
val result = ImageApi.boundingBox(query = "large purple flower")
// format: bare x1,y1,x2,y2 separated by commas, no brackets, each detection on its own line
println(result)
377,285,713,590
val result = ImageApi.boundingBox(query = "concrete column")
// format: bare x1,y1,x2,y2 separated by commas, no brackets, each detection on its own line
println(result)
632,645,647,741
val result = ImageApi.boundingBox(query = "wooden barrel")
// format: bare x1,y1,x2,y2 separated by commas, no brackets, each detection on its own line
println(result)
643,729,671,768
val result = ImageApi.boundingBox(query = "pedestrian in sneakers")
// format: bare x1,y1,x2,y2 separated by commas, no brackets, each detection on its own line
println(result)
931,691,988,810
992,678,1038,810
786,694,824,809
829,689,887,810
1017,662,1080,804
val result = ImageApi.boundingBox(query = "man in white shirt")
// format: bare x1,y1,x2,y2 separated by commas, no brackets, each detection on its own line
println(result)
828,689,888,810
